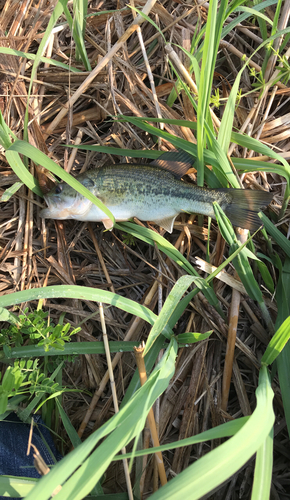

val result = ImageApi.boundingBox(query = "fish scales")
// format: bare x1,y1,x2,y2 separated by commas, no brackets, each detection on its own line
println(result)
89,165,227,215
40,162,272,232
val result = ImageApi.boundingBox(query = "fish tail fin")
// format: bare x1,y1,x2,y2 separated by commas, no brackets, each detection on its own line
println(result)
217,189,273,231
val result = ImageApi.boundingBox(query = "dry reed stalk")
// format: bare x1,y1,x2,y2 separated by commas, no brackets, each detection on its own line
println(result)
99,303,134,500
221,227,248,411
134,343,167,488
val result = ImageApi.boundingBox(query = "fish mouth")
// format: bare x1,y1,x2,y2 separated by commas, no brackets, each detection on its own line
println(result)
40,195,71,219
39,207,51,218
40,194,92,220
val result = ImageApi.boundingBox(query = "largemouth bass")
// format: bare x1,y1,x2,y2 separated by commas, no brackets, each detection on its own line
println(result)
40,152,272,232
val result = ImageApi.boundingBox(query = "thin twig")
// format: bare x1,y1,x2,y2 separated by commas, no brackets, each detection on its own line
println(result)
99,303,134,500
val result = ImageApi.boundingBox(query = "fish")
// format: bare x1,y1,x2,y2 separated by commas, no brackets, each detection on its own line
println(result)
40,150,273,233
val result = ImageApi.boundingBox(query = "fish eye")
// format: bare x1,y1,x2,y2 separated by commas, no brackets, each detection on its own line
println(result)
55,185,63,194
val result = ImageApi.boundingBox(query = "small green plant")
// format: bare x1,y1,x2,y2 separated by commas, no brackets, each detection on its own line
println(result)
122,232,136,246
0,358,74,415
210,88,220,109
0,308,81,354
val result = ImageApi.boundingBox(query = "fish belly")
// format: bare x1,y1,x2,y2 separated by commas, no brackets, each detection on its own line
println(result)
78,198,179,223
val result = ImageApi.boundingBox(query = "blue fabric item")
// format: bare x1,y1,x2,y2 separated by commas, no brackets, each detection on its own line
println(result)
0,413,62,499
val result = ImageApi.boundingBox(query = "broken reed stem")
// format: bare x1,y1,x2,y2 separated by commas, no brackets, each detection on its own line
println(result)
221,285,240,411
44,0,159,138
99,303,134,500
221,228,247,411
134,344,167,487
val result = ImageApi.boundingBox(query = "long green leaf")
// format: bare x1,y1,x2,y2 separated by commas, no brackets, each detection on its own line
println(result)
259,213,290,258
144,275,198,354
0,476,37,497
0,285,171,337
148,366,274,500
115,417,249,459
5,150,43,197
0,47,80,73
251,429,273,500
64,0,91,70
196,0,218,186
0,341,142,361
261,316,290,365
8,140,115,224
24,341,178,500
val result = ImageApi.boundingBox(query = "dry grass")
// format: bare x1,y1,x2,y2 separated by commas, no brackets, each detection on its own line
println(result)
0,0,290,498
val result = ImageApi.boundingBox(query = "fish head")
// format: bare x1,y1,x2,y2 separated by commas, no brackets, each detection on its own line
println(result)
40,177,94,220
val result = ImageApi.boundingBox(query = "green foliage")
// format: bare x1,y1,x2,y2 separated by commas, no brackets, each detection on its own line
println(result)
121,232,136,246
0,307,80,353
0,359,69,415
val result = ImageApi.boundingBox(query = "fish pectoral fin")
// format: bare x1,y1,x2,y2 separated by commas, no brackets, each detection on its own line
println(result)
153,216,177,233
150,150,194,179
102,218,114,231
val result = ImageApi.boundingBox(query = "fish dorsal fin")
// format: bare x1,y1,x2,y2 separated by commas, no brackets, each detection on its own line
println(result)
150,150,194,179
153,215,177,233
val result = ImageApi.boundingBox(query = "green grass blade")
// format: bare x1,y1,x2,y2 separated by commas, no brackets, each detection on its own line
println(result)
259,213,290,258
148,365,274,500
144,275,198,354
8,140,115,224
116,116,224,179
0,47,80,72
0,476,37,497
64,0,91,70
218,64,245,155
251,429,273,500
26,0,68,100
5,149,43,197
231,132,290,177
116,417,249,460
0,181,23,202
0,341,142,361
196,0,218,187
0,285,171,337
24,341,178,500
223,0,279,40
213,203,274,328
55,399,82,449
277,343,290,437
116,223,224,316
128,5,166,42
233,158,290,186
241,4,273,28
205,123,240,188
261,316,290,365
275,259,290,436
0,113,43,196
116,222,197,275
177,331,213,344
67,143,161,159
